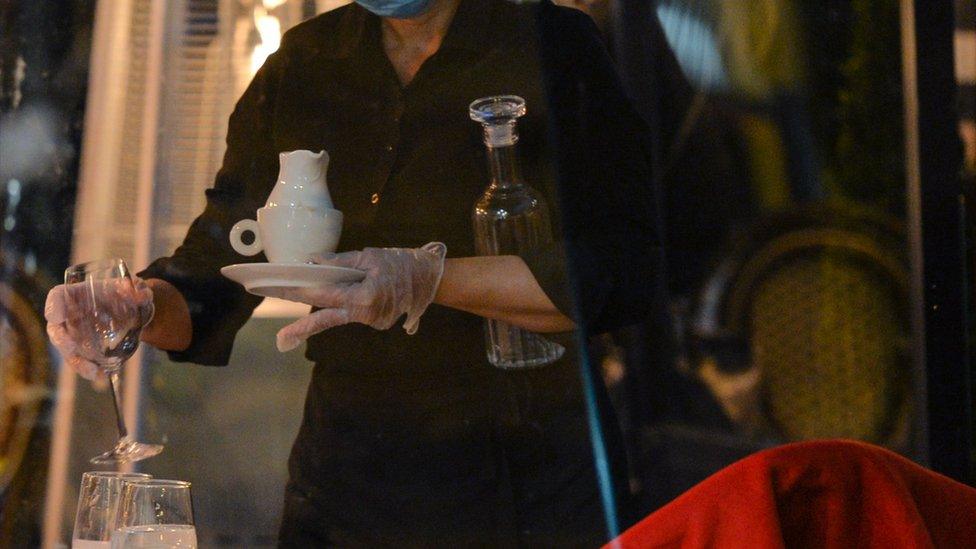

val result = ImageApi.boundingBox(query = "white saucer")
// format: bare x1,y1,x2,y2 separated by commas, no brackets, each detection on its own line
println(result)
221,262,366,298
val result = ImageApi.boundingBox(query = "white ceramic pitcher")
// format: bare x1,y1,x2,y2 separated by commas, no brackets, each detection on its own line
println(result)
266,149,334,210
229,149,342,262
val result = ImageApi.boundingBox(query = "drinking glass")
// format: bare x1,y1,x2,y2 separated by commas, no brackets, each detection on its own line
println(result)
63,258,162,463
72,472,152,548
112,479,197,549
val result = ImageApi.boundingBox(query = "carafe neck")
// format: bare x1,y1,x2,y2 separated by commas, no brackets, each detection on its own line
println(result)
470,96,528,192
486,144,523,190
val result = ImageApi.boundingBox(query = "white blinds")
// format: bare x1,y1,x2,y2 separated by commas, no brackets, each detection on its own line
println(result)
154,0,238,256
76,0,352,263
75,0,350,317
72,0,155,264
108,0,154,260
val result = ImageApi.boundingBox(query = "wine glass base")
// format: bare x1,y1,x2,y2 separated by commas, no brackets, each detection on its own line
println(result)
90,437,163,464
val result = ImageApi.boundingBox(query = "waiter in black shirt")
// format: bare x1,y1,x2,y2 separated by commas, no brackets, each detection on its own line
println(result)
46,0,663,545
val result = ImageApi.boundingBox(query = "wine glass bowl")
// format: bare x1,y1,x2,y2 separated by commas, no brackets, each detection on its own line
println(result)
63,258,162,464
112,479,197,548
72,471,152,548
64,260,150,370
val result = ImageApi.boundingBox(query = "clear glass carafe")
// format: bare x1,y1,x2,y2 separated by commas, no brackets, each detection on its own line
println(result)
469,95,565,369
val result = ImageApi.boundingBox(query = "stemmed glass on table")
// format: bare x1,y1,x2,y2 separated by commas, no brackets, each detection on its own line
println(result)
72,475,197,548
63,258,162,464
111,479,197,548
72,472,152,548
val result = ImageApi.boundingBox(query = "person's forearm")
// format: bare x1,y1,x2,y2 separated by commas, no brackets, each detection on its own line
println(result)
141,278,192,351
433,256,575,333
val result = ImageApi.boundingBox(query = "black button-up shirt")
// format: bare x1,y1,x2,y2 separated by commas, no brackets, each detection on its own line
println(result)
141,0,661,544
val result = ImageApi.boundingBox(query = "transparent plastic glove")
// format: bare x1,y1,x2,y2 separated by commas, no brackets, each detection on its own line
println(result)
271,242,447,352
44,276,154,381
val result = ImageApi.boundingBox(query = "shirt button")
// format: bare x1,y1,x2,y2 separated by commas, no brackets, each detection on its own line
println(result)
370,193,380,204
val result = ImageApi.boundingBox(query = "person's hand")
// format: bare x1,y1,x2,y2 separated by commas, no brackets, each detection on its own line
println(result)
269,242,447,352
44,276,154,380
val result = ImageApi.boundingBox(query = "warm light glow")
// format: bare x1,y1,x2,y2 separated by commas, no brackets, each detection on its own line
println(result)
250,1,284,76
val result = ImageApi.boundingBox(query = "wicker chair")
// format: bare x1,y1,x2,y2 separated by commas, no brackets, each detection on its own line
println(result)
0,265,52,545
687,208,911,447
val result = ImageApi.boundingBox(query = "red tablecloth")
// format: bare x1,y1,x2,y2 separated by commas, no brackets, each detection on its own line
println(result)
607,440,976,548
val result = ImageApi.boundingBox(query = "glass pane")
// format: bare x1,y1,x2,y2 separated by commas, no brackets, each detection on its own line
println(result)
594,0,961,519
957,0,976,476
3,0,971,546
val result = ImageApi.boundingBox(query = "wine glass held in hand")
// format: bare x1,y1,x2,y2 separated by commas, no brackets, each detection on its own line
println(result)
63,258,162,464
112,479,197,549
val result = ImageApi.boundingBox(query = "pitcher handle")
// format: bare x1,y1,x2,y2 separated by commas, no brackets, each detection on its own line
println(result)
230,219,262,256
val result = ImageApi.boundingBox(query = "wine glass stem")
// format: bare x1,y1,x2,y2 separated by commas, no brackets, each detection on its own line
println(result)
108,370,129,439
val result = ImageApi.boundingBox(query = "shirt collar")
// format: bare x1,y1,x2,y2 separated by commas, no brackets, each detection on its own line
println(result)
325,0,501,59
438,0,500,54
326,4,369,59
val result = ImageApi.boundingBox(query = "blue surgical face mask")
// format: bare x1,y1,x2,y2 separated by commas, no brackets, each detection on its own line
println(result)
355,0,433,18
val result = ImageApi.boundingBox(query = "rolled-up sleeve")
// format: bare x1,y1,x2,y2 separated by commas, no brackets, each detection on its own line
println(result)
530,3,666,335
520,239,608,331
138,46,288,365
